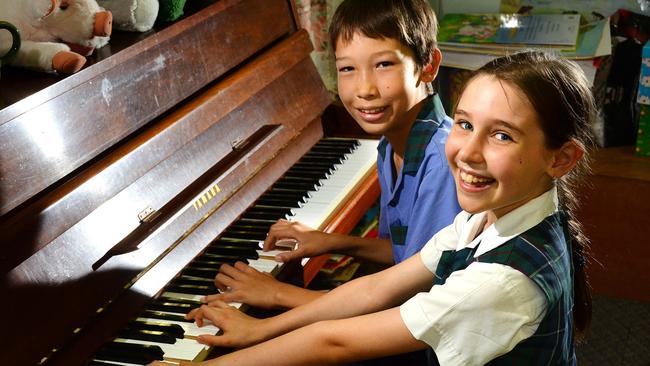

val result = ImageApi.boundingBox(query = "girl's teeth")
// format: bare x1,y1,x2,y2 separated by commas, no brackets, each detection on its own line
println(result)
460,171,491,184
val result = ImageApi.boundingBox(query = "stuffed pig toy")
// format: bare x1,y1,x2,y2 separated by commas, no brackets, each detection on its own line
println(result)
0,0,112,74
98,0,158,32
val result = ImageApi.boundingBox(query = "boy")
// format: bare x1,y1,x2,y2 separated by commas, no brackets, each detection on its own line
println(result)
208,0,458,321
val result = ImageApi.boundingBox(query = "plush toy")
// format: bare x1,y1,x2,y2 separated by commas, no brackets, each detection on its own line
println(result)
157,0,217,23
98,0,159,32
0,0,112,74
158,0,187,23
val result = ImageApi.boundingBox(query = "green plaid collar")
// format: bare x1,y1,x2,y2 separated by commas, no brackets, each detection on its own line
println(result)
378,95,446,175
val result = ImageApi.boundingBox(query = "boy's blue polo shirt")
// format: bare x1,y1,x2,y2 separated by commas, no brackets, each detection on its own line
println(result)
377,95,461,263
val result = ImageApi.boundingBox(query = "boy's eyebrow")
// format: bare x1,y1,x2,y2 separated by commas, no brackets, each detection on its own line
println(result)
335,50,401,62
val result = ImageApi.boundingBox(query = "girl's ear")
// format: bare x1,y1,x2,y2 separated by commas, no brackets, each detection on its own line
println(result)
548,139,584,179
420,48,442,83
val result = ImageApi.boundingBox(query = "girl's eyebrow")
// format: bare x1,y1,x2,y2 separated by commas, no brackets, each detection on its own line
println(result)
454,109,525,135
493,120,524,135
454,109,469,116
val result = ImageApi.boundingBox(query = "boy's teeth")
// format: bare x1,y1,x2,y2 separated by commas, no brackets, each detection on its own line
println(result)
460,171,491,184
360,107,384,113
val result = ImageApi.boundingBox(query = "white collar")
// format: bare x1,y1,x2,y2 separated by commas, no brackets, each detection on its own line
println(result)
456,188,559,257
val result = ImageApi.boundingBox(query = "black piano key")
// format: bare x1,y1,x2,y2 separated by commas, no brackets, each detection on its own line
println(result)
293,159,337,170
236,217,278,225
271,180,320,192
185,260,230,274
158,296,204,308
309,145,355,154
241,211,288,221
210,237,261,247
248,205,294,215
291,162,334,174
303,152,346,162
179,266,219,279
285,167,329,180
255,197,303,208
220,229,267,241
203,246,258,259
95,341,164,364
165,283,214,296
317,138,359,148
118,328,177,344
128,320,185,338
278,176,322,186
267,186,311,199
148,297,203,314
225,224,270,235
141,310,192,323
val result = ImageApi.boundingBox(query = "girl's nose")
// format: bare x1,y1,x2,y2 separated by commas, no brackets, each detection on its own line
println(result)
457,134,484,165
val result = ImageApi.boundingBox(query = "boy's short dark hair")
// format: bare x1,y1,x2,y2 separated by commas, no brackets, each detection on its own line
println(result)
328,0,438,70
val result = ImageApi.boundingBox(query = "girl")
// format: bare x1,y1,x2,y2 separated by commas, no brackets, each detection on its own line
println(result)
149,50,596,365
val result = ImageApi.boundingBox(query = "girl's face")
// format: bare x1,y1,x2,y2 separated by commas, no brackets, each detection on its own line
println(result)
445,75,557,225
334,32,431,142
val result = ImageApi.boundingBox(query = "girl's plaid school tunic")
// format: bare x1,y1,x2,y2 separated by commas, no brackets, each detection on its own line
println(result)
433,211,576,365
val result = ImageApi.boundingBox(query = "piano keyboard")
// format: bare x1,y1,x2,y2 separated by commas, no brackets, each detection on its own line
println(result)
89,138,378,365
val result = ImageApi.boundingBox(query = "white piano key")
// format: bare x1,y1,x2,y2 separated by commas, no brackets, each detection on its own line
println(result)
136,317,220,338
91,359,143,366
290,139,378,230
113,338,209,362
161,291,204,303
248,258,280,273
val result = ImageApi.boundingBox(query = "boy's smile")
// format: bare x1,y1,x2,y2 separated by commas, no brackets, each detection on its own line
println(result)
446,75,557,225
334,32,431,148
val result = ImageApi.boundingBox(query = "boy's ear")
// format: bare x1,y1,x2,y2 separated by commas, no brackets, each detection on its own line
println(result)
420,48,442,83
547,139,584,179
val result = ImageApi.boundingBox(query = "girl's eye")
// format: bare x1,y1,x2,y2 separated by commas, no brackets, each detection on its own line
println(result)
494,132,513,141
457,120,473,131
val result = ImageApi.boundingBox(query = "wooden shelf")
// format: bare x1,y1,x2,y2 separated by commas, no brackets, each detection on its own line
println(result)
578,145,650,302
591,146,650,182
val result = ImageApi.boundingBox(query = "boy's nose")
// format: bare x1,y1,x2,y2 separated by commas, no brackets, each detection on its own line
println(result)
356,73,378,99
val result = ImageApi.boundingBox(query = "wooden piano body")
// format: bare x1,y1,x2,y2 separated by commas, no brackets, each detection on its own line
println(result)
0,1,379,364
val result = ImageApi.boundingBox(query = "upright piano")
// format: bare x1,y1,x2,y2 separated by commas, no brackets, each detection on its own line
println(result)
0,1,380,364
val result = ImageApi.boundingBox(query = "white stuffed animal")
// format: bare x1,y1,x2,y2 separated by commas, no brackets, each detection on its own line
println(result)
0,0,112,74
98,0,159,32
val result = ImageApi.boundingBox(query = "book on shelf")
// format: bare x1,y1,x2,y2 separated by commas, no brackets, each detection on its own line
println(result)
438,16,610,62
437,13,581,51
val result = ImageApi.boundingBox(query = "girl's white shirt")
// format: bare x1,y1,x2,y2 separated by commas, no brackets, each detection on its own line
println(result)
400,188,560,366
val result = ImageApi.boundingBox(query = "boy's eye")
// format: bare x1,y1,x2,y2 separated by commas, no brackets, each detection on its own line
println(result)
376,61,393,69
337,66,354,73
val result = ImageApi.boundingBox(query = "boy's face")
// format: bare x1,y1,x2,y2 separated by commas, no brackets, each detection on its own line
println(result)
334,33,430,138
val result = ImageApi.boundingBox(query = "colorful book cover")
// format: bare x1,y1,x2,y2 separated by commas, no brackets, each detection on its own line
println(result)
438,13,580,48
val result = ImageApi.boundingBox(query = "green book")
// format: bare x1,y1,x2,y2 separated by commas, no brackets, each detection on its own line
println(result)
438,13,580,49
